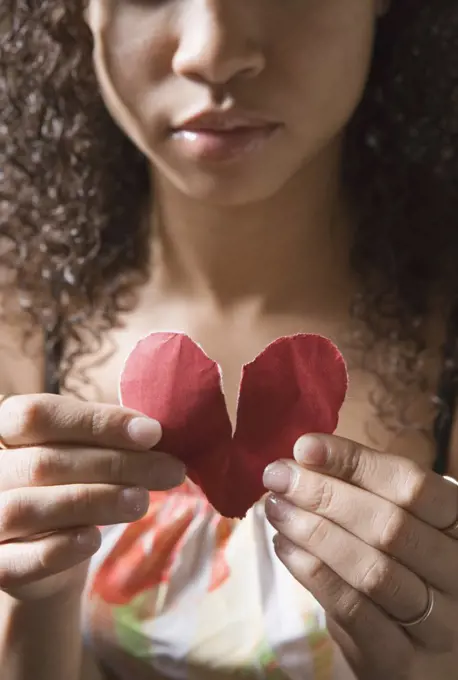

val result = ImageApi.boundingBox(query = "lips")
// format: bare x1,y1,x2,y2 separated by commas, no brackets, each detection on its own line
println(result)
172,127,278,162
170,109,281,162
173,109,279,131
119,332,348,518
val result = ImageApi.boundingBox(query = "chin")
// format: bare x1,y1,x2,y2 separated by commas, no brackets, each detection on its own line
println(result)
151,152,307,207
170,173,294,207
147,126,344,207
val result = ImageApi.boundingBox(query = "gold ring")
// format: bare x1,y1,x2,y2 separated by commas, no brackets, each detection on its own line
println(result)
396,585,435,629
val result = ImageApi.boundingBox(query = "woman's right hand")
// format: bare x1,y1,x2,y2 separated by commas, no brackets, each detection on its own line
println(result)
0,394,185,602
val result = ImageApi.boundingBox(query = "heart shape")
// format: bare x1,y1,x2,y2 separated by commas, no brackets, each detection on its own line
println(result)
119,332,348,518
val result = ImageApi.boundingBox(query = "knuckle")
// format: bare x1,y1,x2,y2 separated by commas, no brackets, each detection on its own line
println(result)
300,553,327,583
25,448,60,486
398,465,428,509
377,507,414,553
81,406,112,440
2,395,49,441
357,554,399,600
93,449,132,485
334,438,366,483
0,491,28,536
335,586,366,625
305,477,335,514
108,451,129,484
0,564,17,590
305,558,343,600
36,537,60,574
301,515,331,549
68,485,94,517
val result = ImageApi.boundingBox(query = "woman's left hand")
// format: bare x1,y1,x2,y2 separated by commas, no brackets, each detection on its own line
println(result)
263,435,458,680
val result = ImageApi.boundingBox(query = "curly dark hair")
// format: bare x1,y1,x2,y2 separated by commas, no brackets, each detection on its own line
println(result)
1,1,458,466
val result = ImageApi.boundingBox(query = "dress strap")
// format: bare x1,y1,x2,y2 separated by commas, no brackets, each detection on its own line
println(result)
433,371,456,474
433,306,458,475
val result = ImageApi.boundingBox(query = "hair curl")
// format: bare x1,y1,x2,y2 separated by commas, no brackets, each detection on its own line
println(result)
2,1,458,458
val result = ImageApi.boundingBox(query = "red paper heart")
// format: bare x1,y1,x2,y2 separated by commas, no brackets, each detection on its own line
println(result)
120,333,348,518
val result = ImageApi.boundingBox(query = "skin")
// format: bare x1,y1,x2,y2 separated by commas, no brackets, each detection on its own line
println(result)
1,0,458,679
85,0,457,676
264,437,458,678
87,0,377,205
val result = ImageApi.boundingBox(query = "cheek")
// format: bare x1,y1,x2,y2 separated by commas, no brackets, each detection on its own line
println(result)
87,0,172,156
86,0,377,171
278,2,376,145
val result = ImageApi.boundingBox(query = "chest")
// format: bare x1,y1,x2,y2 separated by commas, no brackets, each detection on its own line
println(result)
0,295,442,469
75,301,437,471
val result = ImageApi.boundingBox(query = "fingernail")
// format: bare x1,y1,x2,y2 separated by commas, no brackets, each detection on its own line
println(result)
75,528,101,553
127,417,162,449
294,436,327,467
146,453,186,490
265,494,293,522
273,533,295,556
119,487,150,518
159,463,186,490
263,462,292,493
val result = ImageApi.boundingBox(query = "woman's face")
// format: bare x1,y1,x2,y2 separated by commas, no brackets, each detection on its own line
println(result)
87,0,385,205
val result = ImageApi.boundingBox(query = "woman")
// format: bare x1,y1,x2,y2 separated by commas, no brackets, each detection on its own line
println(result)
0,1,458,678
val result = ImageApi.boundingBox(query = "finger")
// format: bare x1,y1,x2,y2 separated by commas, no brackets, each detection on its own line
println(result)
266,497,456,651
0,484,151,541
293,434,458,531
0,527,101,593
442,475,458,539
324,619,362,678
0,394,162,451
273,535,414,677
0,446,185,492
325,617,403,680
264,462,458,596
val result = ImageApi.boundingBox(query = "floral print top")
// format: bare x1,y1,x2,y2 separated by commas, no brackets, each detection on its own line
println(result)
83,480,354,680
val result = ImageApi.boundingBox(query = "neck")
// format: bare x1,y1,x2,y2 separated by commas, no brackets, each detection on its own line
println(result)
149,140,354,314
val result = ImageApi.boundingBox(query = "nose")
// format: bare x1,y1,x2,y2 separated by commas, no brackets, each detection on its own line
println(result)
172,0,265,87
